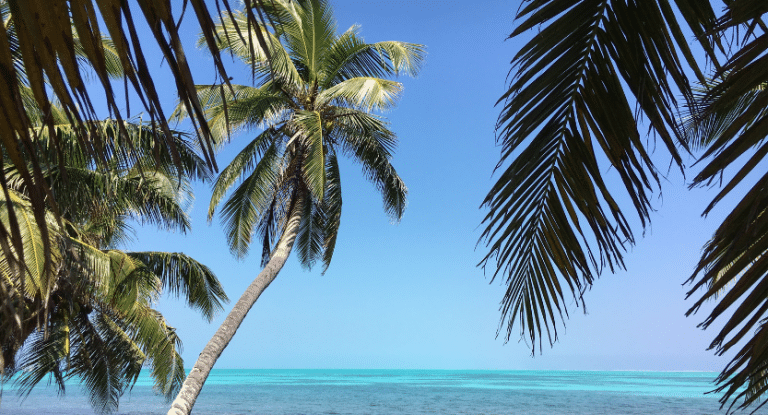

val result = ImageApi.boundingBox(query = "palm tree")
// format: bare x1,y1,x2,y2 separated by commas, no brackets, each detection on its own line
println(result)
1,116,229,413
0,10,232,412
0,0,278,330
167,1,424,413
480,0,768,411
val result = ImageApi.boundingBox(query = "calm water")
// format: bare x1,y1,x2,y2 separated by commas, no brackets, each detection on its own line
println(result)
1,370,760,414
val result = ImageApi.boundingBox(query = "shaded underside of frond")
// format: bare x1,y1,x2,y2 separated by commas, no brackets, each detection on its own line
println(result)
685,8,768,410
217,138,301,261
128,251,228,322
332,109,405,221
481,0,717,351
181,83,291,146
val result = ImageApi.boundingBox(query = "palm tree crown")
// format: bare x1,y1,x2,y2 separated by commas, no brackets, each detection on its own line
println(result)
190,0,424,267
1,111,229,413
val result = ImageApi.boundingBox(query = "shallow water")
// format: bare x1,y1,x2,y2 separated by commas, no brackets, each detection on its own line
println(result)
1,370,760,414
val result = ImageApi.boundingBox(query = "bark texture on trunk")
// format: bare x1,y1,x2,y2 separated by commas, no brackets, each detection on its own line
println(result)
167,209,302,415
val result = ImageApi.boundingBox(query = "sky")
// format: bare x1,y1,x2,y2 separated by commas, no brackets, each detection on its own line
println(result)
114,0,743,372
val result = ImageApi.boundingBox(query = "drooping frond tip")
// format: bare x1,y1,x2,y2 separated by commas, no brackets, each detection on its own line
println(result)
482,0,719,353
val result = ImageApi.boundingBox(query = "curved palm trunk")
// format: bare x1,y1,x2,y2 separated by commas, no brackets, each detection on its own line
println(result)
167,209,302,415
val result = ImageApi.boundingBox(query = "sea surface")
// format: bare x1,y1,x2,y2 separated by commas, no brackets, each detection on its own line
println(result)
1,369,763,414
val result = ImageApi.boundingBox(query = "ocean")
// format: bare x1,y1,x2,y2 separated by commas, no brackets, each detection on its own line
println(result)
1,369,761,414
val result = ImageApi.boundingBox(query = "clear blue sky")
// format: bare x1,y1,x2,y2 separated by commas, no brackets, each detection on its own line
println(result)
119,0,738,372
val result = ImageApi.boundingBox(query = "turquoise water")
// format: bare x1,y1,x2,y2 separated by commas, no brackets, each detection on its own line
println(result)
1,370,760,414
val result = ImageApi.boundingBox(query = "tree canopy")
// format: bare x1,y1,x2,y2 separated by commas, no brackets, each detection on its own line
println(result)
0,0,273,340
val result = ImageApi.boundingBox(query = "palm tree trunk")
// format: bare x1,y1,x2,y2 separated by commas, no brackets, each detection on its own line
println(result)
166,207,303,415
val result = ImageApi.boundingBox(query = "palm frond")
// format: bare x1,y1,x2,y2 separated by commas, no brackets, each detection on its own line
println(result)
320,25,424,87
128,251,228,322
320,150,341,273
317,77,403,112
682,77,767,151
265,0,336,84
294,196,324,269
0,188,58,297
200,9,301,86
209,128,283,220
334,110,405,221
174,84,290,146
219,143,284,258
293,110,326,201
481,0,716,351
110,303,184,400
684,7,768,409
15,323,71,400
60,310,140,413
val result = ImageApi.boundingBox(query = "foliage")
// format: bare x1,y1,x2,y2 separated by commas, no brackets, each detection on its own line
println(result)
0,117,228,413
0,0,274,340
481,0,768,411
179,0,424,269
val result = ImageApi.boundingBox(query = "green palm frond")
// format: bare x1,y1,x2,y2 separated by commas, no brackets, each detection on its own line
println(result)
321,151,342,273
209,128,283,220
15,323,72,400
294,196,324,269
481,0,717,351
128,252,228,322
46,166,193,238
293,110,326,201
199,9,301,85
0,188,58,297
10,236,206,411
333,110,405,221
265,0,336,83
175,84,291,146
219,143,285,258
318,77,403,112
112,303,184,400
320,25,424,87
70,310,144,413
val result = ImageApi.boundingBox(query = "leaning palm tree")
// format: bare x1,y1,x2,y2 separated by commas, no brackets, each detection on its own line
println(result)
481,0,768,411
167,1,423,413
1,116,229,413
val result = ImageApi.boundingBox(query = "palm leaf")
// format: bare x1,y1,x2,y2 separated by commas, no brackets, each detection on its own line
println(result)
175,83,290,146
219,143,284,258
294,196,323,269
684,7,768,409
481,0,716,351
333,110,405,221
321,151,342,272
317,77,403,112
128,251,228,322
293,110,326,201
200,9,301,86
320,26,424,87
